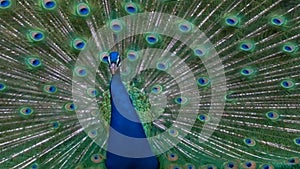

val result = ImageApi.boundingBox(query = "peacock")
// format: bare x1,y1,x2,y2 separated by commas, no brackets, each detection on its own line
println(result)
0,0,300,169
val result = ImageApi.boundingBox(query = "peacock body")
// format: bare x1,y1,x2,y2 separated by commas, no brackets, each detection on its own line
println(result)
0,0,300,169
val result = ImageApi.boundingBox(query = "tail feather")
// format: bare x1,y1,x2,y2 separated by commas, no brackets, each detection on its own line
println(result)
0,0,300,168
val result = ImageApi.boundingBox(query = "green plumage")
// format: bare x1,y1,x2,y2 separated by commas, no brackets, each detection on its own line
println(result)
0,0,300,169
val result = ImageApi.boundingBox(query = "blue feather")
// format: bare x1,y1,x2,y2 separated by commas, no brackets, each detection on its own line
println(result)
105,52,159,169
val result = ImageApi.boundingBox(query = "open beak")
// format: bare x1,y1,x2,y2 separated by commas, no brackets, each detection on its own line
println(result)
110,63,117,75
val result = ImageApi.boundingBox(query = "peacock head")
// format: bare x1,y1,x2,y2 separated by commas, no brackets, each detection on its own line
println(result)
108,51,121,75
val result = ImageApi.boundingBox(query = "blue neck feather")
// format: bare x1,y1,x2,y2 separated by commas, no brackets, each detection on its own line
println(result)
105,72,159,169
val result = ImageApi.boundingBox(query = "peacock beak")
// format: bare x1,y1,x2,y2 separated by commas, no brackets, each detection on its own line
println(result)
110,63,117,75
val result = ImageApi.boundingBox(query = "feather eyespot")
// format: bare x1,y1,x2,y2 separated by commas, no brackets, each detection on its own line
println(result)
241,161,256,169
200,165,217,169
88,129,97,139
239,41,255,52
126,50,139,61
178,21,193,33
183,163,196,169
19,107,34,116
193,46,208,57
0,0,11,9
110,19,124,33
124,2,139,14
225,15,240,27
168,128,179,137
74,165,84,169
225,91,236,102
76,3,90,17
72,38,86,50
294,138,300,146
282,43,298,53
270,16,287,26
197,76,210,86
91,154,104,163
0,83,7,91
74,66,88,77
167,152,178,161
280,79,295,89
266,111,280,121
26,57,42,69
41,0,56,10
171,165,181,169
260,164,274,169
224,162,238,169
241,67,256,76
156,62,169,71
64,102,76,111
27,30,45,42
30,163,39,169
286,157,299,165
99,52,110,63
151,84,163,94
52,121,60,129
175,96,189,105
198,114,210,122
86,88,99,97
43,85,57,94
244,138,256,146
145,33,161,45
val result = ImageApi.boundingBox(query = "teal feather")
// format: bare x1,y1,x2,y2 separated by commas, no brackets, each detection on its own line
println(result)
0,0,300,169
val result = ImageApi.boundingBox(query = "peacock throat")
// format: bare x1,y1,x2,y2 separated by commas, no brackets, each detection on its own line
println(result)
99,81,154,137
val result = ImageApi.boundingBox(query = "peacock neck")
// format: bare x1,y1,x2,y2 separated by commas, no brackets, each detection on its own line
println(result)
109,71,146,138
111,71,121,83
106,70,159,169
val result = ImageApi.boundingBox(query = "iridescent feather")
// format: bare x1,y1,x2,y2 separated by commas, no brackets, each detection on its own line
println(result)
0,0,300,169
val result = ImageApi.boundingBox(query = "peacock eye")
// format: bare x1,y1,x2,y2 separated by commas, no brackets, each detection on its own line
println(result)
260,164,274,169
88,129,97,138
124,2,139,14
51,121,60,130
99,52,110,64
202,165,216,169
0,82,6,91
30,163,39,169
19,107,34,116
72,38,86,51
244,138,256,146
183,163,195,169
41,0,57,10
294,138,300,146
103,56,109,63
0,0,11,9
167,152,178,161
286,157,299,165
76,2,90,17
64,102,77,111
280,79,295,89
43,84,57,94
91,154,104,163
